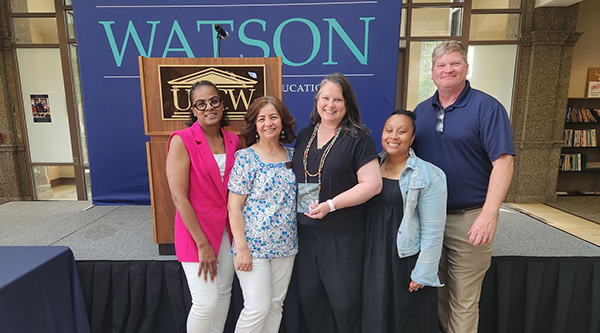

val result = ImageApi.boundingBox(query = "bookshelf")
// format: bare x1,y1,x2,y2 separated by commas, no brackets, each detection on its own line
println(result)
557,98,600,195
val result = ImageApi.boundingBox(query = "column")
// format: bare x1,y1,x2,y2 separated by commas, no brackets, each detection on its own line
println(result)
508,3,581,203
0,3,33,202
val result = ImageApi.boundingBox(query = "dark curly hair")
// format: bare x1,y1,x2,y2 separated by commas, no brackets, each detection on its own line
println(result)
187,80,229,128
242,96,297,147
389,109,417,135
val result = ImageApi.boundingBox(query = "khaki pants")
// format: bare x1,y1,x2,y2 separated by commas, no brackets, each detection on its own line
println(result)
438,209,492,333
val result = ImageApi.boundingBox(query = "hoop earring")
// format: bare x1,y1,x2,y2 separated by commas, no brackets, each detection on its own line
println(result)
280,129,285,140
255,134,260,143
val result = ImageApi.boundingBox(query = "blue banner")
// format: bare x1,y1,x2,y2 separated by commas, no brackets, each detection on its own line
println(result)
72,0,402,205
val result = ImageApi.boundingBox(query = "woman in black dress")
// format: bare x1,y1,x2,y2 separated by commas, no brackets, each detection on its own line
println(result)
292,73,382,332
362,110,447,332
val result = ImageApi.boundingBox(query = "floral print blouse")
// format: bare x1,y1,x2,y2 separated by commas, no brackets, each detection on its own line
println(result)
228,147,298,259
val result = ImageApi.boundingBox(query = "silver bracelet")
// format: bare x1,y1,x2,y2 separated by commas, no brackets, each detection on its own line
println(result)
327,199,336,212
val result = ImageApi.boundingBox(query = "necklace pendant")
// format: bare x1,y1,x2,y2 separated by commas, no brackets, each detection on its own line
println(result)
302,123,342,189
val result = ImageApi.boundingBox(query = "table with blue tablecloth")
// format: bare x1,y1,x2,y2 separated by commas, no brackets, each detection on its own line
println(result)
0,246,89,333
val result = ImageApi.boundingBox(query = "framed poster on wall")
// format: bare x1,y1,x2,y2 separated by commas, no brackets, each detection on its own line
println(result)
30,94,52,123
585,67,600,98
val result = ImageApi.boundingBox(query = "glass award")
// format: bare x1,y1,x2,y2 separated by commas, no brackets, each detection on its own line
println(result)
297,183,319,213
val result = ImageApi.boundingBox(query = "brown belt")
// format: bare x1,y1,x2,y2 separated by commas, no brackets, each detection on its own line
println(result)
447,204,484,215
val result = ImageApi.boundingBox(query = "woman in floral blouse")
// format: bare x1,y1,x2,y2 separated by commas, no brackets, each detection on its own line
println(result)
227,96,297,333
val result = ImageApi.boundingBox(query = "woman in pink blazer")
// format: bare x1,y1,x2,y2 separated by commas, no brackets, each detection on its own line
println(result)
166,80,240,332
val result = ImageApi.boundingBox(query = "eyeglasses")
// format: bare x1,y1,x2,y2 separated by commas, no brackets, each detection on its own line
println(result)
436,109,445,133
193,96,222,111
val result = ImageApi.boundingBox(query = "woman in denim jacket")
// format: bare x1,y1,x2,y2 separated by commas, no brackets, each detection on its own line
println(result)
362,110,447,333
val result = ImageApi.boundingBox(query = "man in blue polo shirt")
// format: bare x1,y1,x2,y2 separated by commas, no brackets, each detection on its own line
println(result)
413,41,515,333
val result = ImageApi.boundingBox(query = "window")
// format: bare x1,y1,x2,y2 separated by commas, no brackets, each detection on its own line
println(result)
398,0,522,116
10,0,55,13
12,18,58,44
470,14,520,40
9,0,90,200
411,7,463,37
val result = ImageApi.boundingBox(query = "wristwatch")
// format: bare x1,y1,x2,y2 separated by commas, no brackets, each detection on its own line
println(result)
327,199,336,212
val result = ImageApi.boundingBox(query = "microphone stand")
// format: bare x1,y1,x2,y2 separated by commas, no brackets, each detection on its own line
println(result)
216,35,222,58
214,24,228,58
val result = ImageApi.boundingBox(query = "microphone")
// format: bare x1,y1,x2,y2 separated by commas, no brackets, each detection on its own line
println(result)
214,24,229,40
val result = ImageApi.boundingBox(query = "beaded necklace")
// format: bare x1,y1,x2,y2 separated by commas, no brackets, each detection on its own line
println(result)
302,123,342,193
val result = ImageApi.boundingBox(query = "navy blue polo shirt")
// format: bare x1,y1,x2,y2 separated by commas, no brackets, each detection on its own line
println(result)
413,80,515,210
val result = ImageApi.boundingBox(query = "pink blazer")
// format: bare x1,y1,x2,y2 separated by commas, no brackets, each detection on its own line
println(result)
168,122,240,262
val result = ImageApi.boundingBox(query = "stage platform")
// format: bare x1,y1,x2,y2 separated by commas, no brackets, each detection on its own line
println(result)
1,201,598,259
1,201,599,332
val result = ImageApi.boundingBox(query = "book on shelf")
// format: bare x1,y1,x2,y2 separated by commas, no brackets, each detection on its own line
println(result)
587,161,600,170
560,153,586,171
565,106,600,122
562,129,598,147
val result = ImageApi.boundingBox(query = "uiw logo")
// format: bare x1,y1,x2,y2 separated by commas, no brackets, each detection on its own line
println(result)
159,66,266,120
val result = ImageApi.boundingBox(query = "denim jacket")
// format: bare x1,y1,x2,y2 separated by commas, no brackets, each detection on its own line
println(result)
380,148,447,287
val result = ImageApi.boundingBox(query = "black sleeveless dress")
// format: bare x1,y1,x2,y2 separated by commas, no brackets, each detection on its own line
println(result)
362,177,438,333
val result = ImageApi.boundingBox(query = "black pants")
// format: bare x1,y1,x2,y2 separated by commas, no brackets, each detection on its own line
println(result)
296,226,365,333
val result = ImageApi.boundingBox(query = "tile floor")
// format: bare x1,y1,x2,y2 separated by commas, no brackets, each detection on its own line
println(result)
42,184,600,247
508,203,600,246
49,185,78,200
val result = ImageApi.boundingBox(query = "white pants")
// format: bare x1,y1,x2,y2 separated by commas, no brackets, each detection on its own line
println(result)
182,233,235,333
234,255,296,333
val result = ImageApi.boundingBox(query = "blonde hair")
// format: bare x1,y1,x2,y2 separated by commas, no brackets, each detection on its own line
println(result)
431,41,468,69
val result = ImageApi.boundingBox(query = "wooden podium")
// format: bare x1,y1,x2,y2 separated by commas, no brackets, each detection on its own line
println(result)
139,56,282,253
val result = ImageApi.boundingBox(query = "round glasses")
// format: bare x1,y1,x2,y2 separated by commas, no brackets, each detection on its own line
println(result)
193,96,222,111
